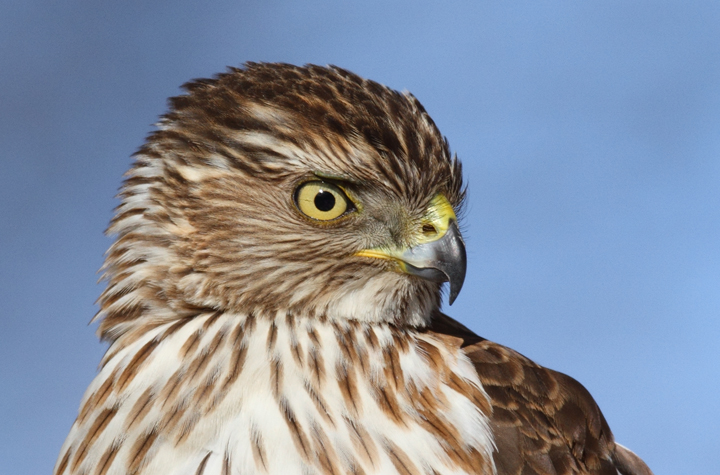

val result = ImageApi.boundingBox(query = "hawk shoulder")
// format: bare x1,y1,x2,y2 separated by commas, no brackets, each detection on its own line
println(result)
426,313,653,475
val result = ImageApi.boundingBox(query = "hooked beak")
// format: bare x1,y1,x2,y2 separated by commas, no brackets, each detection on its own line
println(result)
397,220,466,304
355,194,467,305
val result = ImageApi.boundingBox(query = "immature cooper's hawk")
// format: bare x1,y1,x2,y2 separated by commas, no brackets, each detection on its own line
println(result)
55,63,653,475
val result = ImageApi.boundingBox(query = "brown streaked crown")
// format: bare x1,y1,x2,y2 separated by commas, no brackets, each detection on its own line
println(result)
97,63,465,341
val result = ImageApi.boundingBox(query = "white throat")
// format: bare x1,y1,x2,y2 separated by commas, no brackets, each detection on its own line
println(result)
56,312,496,475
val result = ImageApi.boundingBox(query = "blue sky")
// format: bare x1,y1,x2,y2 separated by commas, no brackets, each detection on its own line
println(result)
1,1,719,474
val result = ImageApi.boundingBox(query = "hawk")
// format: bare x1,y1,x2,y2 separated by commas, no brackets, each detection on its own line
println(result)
55,63,653,475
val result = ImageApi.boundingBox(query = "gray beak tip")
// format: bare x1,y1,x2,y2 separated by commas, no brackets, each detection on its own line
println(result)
445,221,466,305
448,288,460,306
401,220,467,306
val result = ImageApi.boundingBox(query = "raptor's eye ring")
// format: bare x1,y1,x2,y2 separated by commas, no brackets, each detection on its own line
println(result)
295,181,351,221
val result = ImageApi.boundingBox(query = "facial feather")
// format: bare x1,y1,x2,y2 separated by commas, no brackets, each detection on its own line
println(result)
96,63,464,340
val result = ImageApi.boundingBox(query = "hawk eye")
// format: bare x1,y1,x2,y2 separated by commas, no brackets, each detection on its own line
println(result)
295,181,351,221
314,190,335,211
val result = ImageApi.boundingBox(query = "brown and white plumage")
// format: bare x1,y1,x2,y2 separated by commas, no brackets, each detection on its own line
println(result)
55,63,652,475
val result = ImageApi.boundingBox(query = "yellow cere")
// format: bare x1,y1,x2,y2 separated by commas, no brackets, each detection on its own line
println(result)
354,193,457,262
295,181,349,221
415,194,456,245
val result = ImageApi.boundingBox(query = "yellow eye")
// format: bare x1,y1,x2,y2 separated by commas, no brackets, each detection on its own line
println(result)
294,181,352,221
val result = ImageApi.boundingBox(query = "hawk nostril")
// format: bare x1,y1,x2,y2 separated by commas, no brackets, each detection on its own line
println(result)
422,223,438,236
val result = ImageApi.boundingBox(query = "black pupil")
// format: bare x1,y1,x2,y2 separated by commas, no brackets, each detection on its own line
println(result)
314,190,336,212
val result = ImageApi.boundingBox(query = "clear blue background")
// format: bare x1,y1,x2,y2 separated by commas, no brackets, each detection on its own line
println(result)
1,2,718,474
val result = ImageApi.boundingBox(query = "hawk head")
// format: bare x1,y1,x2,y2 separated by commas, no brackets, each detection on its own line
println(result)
98,63,466,340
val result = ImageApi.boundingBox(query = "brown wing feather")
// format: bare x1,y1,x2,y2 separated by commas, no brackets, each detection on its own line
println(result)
427,313,653,475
